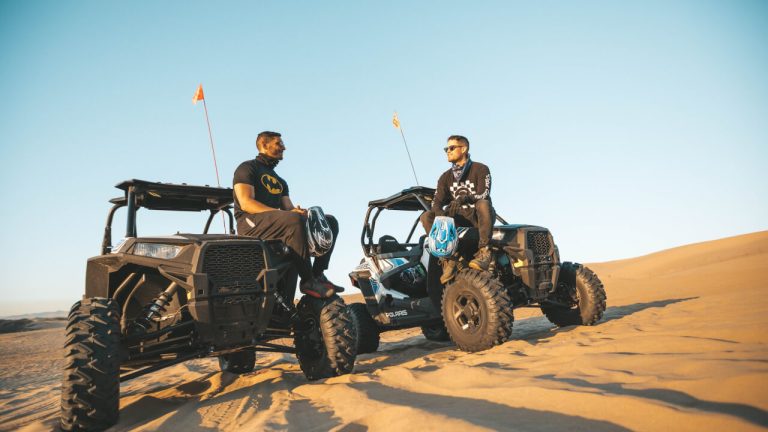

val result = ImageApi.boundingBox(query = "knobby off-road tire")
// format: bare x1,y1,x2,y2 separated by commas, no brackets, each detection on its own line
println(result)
420,322,451,342
60,298,121,432
218,350,256,373
541,262,607,327
442,269,514,352
348,303,380,354
295,295,357,380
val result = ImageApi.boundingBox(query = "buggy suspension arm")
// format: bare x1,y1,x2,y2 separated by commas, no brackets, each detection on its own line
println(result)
120,350,204,382
128,266,191,335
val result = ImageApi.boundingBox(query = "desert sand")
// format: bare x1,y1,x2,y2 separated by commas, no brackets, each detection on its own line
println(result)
1,232,766,431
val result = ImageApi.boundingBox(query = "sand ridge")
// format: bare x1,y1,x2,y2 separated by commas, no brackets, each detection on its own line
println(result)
1,231,766,431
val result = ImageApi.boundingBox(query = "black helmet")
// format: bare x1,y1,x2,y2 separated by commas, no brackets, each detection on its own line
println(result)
306,206,333,257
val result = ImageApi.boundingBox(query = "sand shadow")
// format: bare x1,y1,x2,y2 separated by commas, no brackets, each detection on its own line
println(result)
514,297,699,343
0,318,34,334
118,367,343,431
283,398,341,431
120,370,224,398
345,381,632,431
357,297,703,372
354,339,456,372
600,297,698,323
535,374,768,428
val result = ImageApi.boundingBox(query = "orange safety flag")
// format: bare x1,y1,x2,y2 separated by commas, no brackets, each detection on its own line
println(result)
392,111,400,129
192,84,205,105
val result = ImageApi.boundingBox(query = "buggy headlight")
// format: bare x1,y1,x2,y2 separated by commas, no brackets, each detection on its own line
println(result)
133,243,183,259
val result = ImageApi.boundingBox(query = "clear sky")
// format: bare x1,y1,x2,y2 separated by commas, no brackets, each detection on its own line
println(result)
1,1,766,316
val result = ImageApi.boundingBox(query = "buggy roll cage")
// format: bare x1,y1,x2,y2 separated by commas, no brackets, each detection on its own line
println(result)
361,186,508,257
101,179,236,255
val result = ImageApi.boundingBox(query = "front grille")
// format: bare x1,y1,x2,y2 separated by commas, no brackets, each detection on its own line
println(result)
527,231,551,257
202,243,265,295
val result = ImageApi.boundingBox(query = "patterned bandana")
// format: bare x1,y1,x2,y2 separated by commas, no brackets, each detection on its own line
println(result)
451,158,472,181
256,153,280,168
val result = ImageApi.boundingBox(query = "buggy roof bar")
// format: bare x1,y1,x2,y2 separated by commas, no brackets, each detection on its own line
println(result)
360,186,510,256
367,186,436,211
362,186,434,256
113,179,234,212
101,179,236,254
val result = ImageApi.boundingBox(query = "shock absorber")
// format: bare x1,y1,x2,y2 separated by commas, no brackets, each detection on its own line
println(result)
129,281,180,335
273,291,298,324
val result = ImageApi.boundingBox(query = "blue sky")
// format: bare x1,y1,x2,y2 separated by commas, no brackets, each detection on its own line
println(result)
1,1,766,315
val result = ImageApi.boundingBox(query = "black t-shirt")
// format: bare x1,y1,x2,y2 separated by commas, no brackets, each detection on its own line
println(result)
232,157,290,218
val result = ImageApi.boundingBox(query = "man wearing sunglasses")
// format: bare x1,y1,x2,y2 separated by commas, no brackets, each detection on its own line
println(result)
420,135,495,283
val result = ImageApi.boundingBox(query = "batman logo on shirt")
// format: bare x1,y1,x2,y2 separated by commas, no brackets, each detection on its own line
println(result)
261,174,284,195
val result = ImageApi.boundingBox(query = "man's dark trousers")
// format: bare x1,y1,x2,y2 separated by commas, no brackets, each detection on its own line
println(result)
420,199,494,248
237,210,339,279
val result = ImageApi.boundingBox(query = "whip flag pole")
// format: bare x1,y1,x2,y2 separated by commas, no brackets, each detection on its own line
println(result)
193,84,227,233
392,111,420,186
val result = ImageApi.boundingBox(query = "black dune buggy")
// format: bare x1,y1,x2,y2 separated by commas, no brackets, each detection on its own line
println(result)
348,186,606,354
60,179,356,432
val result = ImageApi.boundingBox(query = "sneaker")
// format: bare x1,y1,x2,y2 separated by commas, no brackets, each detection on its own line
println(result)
316,273,345,293
469,246,492,271
440,259,457,284
299,278,335,298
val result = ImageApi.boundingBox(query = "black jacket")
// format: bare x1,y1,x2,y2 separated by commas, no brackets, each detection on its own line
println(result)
432,160,492,211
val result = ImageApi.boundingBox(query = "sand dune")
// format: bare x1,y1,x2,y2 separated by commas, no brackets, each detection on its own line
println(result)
2,232,766,431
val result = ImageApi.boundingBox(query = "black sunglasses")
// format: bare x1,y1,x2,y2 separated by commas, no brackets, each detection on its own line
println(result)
443,145,465,153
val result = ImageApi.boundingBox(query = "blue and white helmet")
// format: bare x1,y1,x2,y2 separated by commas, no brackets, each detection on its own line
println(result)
306,206,334,257
427,216,458,258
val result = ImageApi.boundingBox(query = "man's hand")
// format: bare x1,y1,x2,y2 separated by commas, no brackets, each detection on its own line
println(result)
291,205,308,216
446,195,470,215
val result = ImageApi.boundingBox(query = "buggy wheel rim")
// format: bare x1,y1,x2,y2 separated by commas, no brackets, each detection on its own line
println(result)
555,280,580,310
450,290,484,333
300,316,324,360
567,281,581,309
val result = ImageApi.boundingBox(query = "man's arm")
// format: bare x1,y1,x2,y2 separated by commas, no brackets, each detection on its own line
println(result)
471,164,491,202
431,172,451,212
234,183,280,214
281,196,307,215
